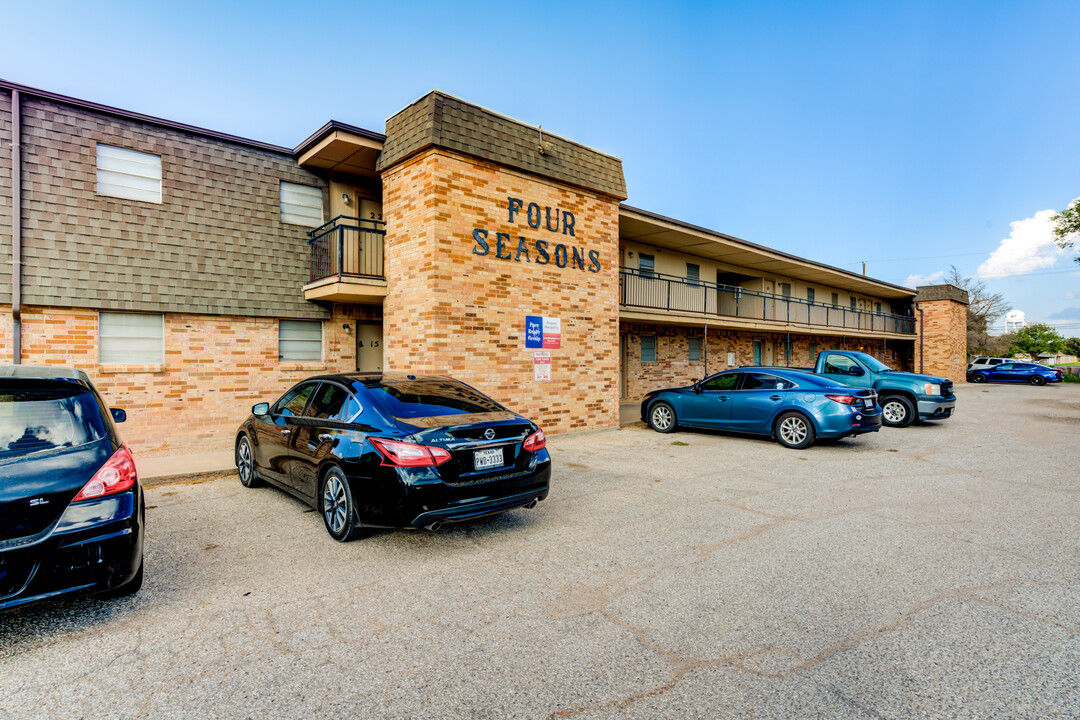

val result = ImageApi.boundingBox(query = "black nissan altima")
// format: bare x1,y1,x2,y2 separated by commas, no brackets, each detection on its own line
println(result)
235,373,551,541
0,366,144,611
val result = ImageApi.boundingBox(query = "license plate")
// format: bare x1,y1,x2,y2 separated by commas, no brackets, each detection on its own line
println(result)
863,398,873,408
474,447,504,470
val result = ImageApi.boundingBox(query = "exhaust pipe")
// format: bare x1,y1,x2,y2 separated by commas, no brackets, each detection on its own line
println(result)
424,520,443,532
524,499,539,510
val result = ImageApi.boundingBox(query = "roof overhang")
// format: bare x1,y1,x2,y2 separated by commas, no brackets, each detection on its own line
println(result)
295,121,385,178
619,205,916,300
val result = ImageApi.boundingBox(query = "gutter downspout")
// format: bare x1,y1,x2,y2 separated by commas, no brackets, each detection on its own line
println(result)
703,323,707,375
11,89,21,364
916,302,924,374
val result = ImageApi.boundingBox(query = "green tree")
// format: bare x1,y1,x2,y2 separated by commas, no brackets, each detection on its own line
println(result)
1051,198,1080,264
1009,323,1065,358
1063,336,1080,357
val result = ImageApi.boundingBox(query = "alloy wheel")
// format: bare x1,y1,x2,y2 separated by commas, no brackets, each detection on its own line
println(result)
237,437,255,487
779,416,807,445
882,401,907,424
651,405,673,431
323,474,348,535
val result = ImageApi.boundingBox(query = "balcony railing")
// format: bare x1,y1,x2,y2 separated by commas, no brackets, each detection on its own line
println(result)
307,215,386,283
619,268,916,334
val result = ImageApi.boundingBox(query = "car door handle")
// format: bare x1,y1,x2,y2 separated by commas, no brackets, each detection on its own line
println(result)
718,396,730,402
281,429,290,436
769,395,782,401
318,433,332,443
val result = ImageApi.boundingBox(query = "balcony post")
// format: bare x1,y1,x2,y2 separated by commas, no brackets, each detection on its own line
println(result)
337,227,344,282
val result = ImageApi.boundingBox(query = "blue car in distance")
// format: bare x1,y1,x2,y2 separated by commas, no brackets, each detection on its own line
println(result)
967,362,1064,386
641,367,883,449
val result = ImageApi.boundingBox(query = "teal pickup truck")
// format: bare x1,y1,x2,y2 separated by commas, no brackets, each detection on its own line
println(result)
808,350,956,428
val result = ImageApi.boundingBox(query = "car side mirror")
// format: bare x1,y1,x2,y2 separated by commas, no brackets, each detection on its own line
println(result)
252,402,270,417
110,408,126,423
849,367,865,376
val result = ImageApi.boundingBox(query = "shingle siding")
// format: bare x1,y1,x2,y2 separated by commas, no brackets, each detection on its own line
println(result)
379,92,627,200
11,96,329,319
0,90,13,302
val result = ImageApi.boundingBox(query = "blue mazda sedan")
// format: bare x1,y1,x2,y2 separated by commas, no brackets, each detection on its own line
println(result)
641,367,882,449
966,362,1064,386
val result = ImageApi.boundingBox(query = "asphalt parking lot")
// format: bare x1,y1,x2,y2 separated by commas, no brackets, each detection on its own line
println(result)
1,382,1078,719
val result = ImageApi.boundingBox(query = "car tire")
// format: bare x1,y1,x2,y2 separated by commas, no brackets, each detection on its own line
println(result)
775,411,815,449
648,402,678,433
236,435,260,488
1029,375,1046,386
98,556,143,599
321,467,362,542
971,374,987,384
880,396,915,428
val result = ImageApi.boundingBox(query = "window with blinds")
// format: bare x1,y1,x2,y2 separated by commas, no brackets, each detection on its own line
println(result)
280,182,324,227
99,312,164,364
640,335,657,362
279,320,323,361
96,144,162,203
689,337,702,362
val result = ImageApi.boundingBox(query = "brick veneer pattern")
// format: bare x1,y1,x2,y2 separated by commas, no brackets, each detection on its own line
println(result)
381,147,621,434
620,324,908,400
915,299,968,382
0,304,358,448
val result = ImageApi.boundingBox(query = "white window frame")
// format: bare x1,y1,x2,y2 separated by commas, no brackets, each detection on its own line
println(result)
99,312,165,365
638,253,656,277
96,144,162,203
686,263,700,285
280,182,324,227
278,320,323,362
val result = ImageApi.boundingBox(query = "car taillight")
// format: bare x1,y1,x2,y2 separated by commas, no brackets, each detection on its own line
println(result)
825,394,860,405
523,428,546,452
72,445,138,502
370,438,451,467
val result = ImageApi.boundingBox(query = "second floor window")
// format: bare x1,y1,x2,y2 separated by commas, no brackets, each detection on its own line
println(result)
807,288,815,304
850,297,857,311
686,263,700,285
831,292,839,306
280,182,324,227
638,253,655,276
96,144,162,203
780,283,791,298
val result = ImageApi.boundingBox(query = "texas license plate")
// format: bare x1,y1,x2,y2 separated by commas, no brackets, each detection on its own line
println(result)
474,447,504,470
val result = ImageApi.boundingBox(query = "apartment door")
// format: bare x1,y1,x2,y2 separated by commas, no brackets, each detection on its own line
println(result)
356,324,383,371
764,342,775,366
763,280,775,320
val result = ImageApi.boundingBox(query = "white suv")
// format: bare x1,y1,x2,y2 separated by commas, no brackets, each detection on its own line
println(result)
967,356,1009,371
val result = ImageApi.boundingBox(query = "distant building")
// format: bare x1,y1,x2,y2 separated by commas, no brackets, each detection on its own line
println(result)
1005,310,1026,333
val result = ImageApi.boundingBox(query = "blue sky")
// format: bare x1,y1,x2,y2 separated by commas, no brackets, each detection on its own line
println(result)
2,0,1078,334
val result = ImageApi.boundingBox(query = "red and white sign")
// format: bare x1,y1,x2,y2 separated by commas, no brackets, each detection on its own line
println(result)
533,350,551,382
541,317,561,349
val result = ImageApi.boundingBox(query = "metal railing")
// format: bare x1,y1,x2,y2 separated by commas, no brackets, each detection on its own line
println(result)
619,268,916,334
307,215,386,283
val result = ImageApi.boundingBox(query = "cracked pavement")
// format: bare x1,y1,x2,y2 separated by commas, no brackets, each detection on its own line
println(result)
1,382,1077,719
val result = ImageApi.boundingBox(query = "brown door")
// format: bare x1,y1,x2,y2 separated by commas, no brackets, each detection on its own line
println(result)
356,324,383,371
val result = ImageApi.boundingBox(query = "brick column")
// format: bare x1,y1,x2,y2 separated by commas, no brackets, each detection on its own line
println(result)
914,284,969,382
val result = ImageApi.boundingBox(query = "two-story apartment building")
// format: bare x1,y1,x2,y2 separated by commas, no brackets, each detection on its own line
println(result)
1,79,966,449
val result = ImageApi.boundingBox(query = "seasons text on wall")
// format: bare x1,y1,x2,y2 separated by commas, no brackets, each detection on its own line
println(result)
472,197,601,272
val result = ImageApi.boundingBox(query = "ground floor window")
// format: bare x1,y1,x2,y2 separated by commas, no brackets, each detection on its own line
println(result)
279,320,323,361
640,335,657,362
809,342,818,365
689,337,702,361
99,311,164,364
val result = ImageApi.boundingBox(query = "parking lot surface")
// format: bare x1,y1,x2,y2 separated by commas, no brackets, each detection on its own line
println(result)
1,383,1078,719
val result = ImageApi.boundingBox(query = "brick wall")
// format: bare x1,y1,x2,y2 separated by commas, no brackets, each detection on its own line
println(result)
7,94,327,319
0,303,358,449
915,299,968,382
0,91,11,300
620,323,910,399
381,147,621,434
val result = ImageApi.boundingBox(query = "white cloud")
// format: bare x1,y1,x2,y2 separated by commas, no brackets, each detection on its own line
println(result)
903,270,946,287
976,207,1069,279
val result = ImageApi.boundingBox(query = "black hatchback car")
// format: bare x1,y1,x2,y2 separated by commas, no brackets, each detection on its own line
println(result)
0,366,144,611
235,373,551,541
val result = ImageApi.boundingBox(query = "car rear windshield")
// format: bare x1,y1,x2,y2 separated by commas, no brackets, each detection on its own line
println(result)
0,383,108,460
362,379,505,419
